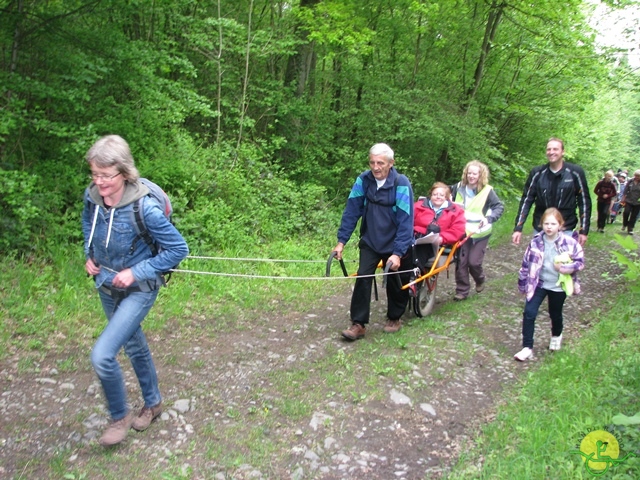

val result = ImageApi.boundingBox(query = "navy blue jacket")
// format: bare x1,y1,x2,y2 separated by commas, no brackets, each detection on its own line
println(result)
337,168,414,257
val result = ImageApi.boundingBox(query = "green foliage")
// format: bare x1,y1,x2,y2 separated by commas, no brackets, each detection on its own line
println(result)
177,142,337,252
0,169,41,252
612,412,640,426
0,159,89,254
611,234,640,292
0,0,639,253
447,291,640,479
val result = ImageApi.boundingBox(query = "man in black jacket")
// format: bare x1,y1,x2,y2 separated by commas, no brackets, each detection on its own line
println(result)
512,138,591,246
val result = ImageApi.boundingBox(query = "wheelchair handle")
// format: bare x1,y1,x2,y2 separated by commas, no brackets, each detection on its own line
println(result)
326,251,349,277
382,261,393,288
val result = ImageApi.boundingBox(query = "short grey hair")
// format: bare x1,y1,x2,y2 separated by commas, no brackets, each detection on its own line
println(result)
86,135,140,181
369,143,394,161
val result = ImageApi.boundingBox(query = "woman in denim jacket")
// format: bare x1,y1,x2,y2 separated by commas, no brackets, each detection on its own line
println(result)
82,135,188,446
515,208,584,361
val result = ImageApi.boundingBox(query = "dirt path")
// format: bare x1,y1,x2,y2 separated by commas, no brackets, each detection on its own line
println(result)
0,238,624,479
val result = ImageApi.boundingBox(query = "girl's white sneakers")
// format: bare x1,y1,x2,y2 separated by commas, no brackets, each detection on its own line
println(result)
514,347,533,361
549,334,563,351
515,335,563,361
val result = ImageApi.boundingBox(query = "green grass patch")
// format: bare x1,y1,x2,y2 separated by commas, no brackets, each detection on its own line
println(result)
446,291,640,480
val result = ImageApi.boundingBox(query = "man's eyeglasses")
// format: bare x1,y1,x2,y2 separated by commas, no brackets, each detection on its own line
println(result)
90,172,121,181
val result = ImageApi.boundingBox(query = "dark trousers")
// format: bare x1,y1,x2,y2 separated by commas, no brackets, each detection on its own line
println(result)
351,240,412,325
622,203,640,232
596,200,611,230
455,237,488,296
521,287,567,348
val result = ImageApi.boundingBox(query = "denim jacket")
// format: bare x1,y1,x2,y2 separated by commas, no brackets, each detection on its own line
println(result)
82,181,189,292
518,232,584,301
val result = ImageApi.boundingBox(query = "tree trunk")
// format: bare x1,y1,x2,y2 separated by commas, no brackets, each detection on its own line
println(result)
237,0,254,150
283,0,319,97
463,0,505,111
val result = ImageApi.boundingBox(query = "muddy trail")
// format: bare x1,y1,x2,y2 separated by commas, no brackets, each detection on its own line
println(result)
0,238,624,479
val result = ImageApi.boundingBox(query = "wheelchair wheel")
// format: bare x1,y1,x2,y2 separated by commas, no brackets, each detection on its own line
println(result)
414,275,437,317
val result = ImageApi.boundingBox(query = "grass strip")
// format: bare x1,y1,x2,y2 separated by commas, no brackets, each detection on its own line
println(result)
446,291,640,480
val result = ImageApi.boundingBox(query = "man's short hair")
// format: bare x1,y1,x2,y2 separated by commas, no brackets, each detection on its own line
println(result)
369,143,394,161
547,137,564,150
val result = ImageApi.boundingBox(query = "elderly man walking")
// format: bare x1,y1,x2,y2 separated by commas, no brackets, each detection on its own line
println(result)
333,143,414,340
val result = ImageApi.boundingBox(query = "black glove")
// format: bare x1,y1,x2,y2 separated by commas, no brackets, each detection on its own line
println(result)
427,222,441,234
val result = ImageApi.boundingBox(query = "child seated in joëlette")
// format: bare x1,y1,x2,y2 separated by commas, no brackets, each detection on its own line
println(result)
413,182,467,266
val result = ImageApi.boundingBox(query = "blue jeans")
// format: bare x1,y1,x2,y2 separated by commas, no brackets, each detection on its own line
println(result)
91,288,161,420
521,286,566,348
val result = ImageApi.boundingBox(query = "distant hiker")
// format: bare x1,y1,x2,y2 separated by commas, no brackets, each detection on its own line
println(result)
610,171,627,224
512,138,591,246
82,135,188,446
515,208,584,361
593,170,617,233
620,169,640,235
616,171,628,202
450,161,504,301
333,143,414,339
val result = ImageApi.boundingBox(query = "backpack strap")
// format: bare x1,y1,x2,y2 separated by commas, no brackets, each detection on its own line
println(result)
130,197,159,256
86,194,99,259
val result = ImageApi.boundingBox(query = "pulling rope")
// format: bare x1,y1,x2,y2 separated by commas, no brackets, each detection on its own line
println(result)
170,267,415,280
186,255,355,264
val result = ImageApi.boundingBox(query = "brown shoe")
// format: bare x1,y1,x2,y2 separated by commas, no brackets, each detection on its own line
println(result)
453,293,467,301
342,323,366,341
383,319,402,333
131,402,163,431
475,280,485,293
99,412,134,446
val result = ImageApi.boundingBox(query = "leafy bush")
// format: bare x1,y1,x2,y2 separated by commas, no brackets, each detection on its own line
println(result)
0,169,41,253
612,233,640,294
177,143,338,253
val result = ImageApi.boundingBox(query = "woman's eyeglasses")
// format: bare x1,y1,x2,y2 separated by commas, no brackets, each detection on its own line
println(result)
90,172,121,181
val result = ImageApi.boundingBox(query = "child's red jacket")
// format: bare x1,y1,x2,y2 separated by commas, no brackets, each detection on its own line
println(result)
413,200,466,245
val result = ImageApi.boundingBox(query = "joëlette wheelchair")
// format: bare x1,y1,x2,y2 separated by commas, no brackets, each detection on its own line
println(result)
401,233,469,317
326,233,469,318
